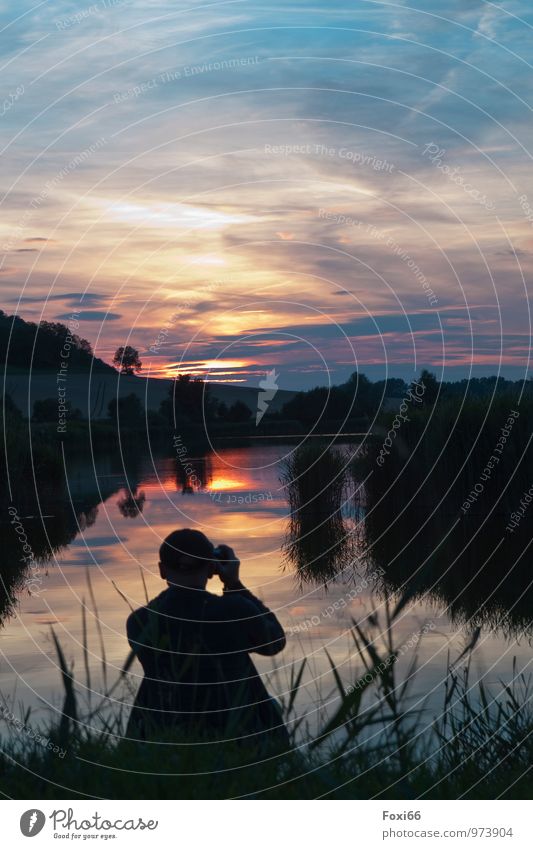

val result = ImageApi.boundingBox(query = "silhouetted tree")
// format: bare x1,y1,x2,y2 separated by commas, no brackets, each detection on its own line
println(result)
384,377,408,397
160,374,215,424
282,387,328,424
113,345,142,375
413,369,439,406
283,383,361,424
281,372,412,424
341,371,374,415
226,400,252,423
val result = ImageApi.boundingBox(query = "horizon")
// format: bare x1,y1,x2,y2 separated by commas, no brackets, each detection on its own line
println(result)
2,304,531,391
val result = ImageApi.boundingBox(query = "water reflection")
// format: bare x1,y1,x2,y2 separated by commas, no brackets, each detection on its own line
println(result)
0,495,101,624
360,505,533,638
117,488,146,519
355,468,533,639
281,443,358,586
1,442,531,726
0,453,143,627
174,452,212,493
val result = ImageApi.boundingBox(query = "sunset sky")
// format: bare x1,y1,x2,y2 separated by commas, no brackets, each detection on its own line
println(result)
1,1,532,389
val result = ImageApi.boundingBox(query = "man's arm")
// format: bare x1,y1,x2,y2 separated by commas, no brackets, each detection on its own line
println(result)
223,585,286,656
216,545,286,656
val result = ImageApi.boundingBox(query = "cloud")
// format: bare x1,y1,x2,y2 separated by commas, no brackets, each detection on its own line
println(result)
494,248,530,258
0,0,530,386
56,311,122,321
19,292,110,306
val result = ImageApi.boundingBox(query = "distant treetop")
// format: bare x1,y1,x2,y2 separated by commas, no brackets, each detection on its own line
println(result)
112,345,142,375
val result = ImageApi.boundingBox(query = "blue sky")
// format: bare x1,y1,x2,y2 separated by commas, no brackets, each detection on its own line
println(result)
1,0,532,387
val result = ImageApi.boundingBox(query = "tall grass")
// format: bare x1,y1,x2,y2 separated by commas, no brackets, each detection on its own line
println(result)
281,442,356,585
1,589,532,799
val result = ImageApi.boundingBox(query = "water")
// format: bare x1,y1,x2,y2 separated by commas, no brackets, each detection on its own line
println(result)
1,443,531,737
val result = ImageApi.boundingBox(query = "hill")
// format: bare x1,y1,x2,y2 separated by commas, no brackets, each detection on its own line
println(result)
0,309,113,373
0,310,295,419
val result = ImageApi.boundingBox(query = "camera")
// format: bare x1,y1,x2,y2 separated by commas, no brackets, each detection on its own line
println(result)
212,545,225,574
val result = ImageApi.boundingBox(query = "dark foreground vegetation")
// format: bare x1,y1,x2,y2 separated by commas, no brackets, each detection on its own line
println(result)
353,389,533,634
1,590,532,799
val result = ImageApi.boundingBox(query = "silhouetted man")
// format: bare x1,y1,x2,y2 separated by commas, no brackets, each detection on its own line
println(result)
126,528,288,750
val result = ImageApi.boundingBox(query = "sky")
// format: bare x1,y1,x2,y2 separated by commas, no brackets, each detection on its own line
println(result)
1,0,532,389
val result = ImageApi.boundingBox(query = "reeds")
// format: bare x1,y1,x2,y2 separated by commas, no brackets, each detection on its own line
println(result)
281,442,356,585
1,585,532,799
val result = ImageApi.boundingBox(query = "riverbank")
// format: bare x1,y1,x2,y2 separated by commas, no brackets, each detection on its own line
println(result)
1,597,531,800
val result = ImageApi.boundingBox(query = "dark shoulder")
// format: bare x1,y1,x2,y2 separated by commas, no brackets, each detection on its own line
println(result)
126,590,168,635
127,606,148,638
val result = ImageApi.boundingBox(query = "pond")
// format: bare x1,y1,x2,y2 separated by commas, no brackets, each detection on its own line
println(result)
1,441,531,737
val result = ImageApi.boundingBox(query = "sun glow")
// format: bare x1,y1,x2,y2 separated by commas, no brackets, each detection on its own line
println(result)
207,476,248,491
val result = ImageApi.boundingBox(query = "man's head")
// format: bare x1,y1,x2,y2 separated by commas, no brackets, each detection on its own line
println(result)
159,528,217,588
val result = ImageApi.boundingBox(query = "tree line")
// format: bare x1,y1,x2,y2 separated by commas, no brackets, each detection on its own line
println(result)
0,310,112,371
9,368,531,430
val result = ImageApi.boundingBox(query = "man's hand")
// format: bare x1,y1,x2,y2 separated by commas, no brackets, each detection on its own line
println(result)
215,544,242,590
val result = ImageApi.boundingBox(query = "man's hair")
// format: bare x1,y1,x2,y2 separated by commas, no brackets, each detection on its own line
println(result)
159,528,215,571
